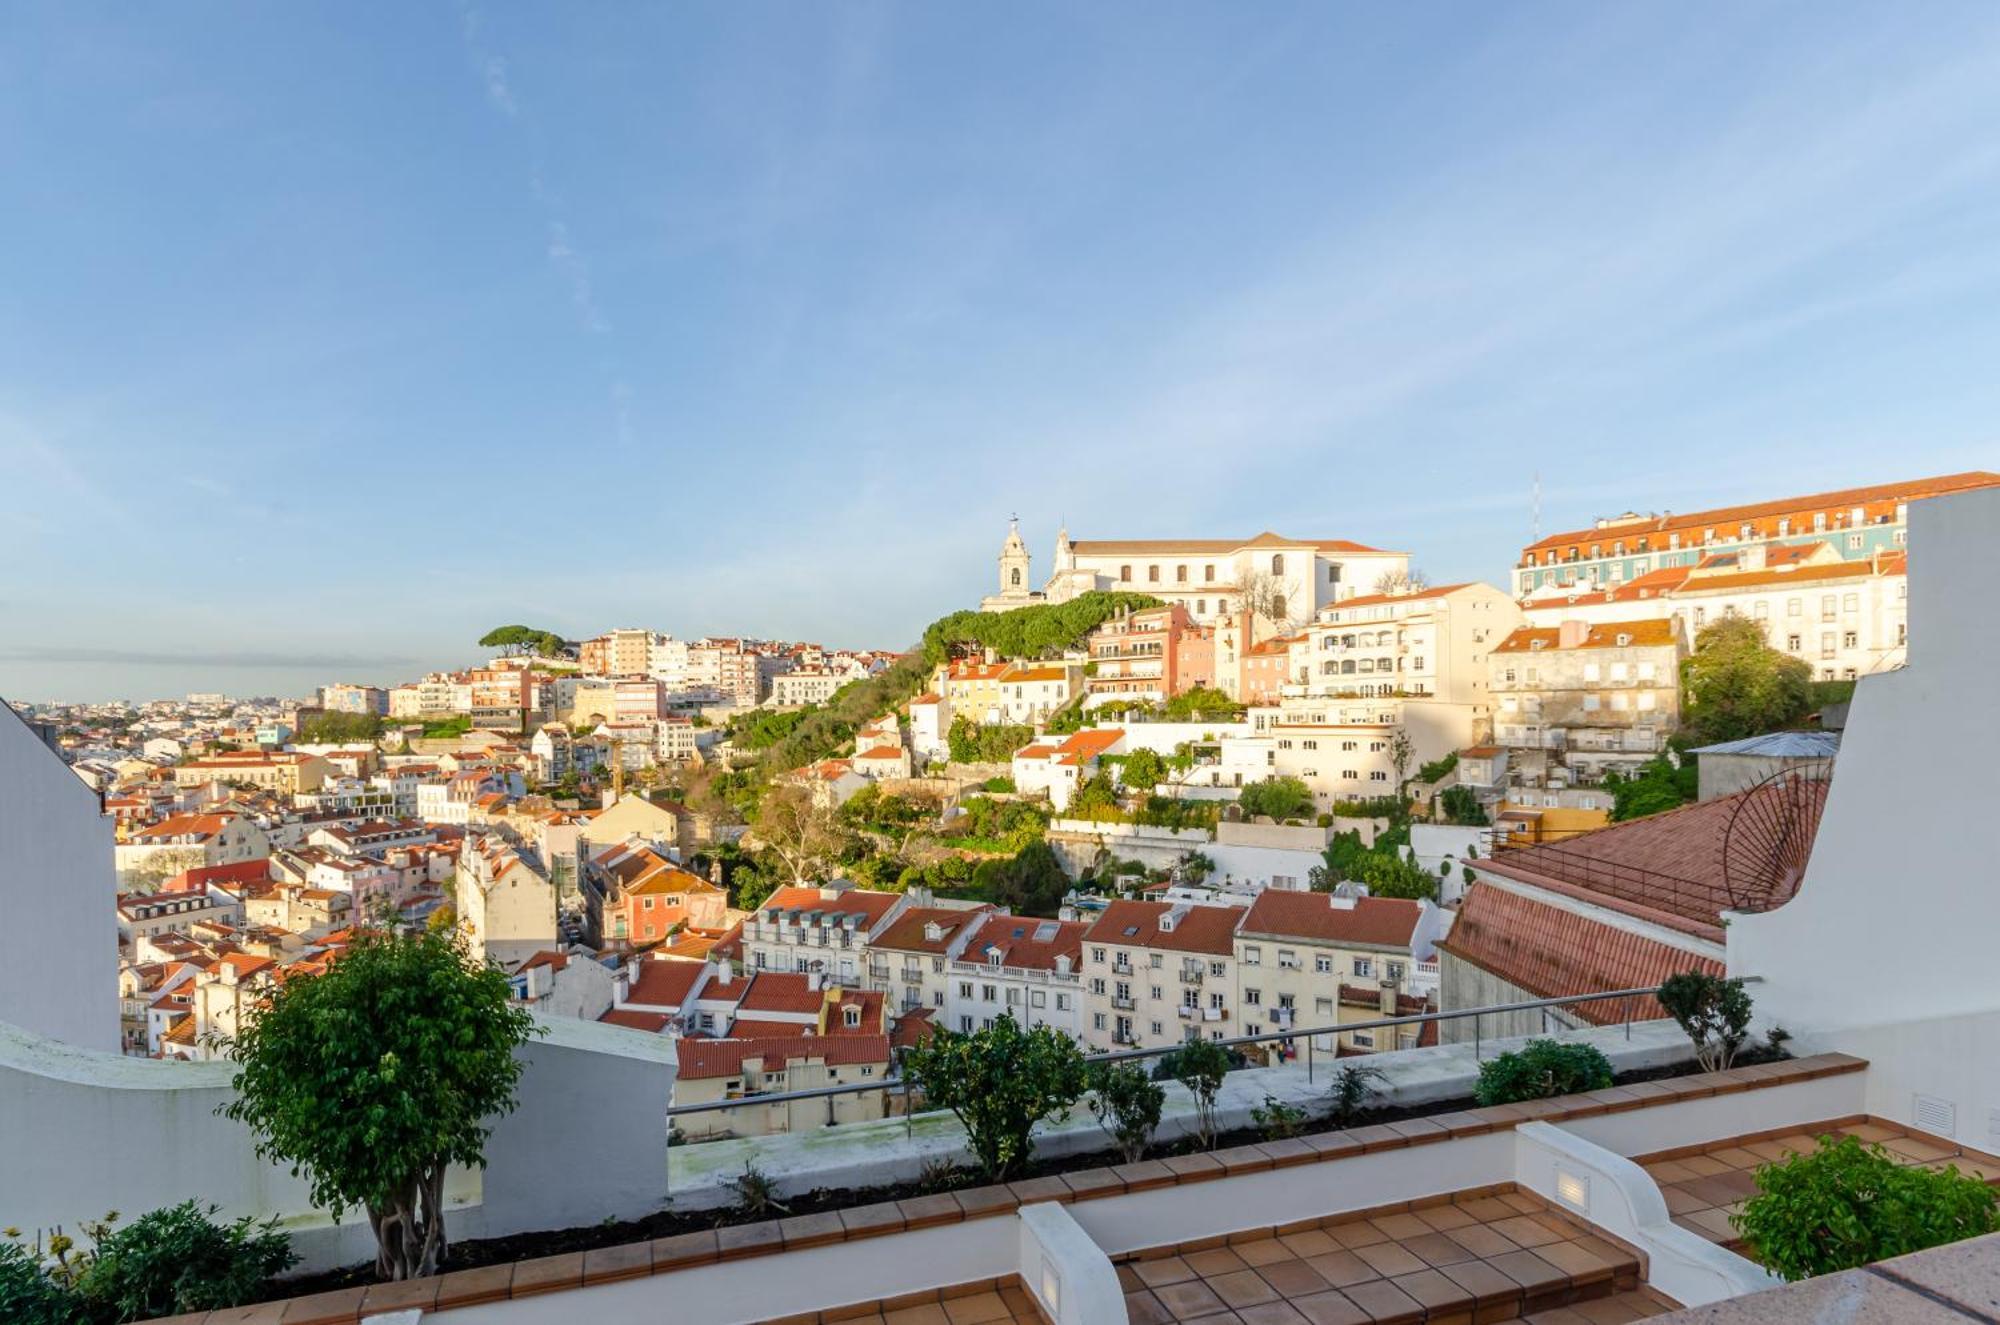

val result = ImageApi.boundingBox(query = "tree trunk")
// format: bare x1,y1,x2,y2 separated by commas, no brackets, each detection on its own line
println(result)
370,1161,451,1280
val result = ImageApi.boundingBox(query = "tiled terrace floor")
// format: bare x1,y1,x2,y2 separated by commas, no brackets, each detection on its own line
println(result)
1638,1118,2000,1255
1117,1187,1678,1324
791,1277,1049,1324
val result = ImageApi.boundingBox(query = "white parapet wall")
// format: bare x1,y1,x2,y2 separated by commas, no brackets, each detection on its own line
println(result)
0,1012,676,1273
1513,1122,1779,1307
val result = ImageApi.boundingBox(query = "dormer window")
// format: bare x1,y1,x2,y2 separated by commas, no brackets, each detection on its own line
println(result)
923,922,943,943
843,1006,860,1028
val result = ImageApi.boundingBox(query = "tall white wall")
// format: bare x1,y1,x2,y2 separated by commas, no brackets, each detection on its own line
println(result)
0,703,117,1051
1729,488,2000,1144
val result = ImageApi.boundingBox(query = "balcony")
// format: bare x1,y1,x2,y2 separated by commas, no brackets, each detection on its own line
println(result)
1111,995,1136,1011
1178,969,1204,985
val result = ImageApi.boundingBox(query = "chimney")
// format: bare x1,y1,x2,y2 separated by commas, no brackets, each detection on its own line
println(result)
808,969,824,991
1330,883,1359,911
1557,619,1590,649
1378,978,1398,1016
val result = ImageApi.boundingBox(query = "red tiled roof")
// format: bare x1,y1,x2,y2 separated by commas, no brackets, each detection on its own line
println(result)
756,886,901,926
1081,899,1239,956
725,1018,814,1038
1492,619,1680,654
598,1008,671,1033
870,907,989,956
1477,780,1827,936
1317,582,1478,612
1436,883,1721,1025
735,971,829,1016
967,917,1090,972
623,959,704,1008
1237,891,1421,950
161,859,273,893
1522,471,2000,554
891,1007,936,1051
676,1035,891,1081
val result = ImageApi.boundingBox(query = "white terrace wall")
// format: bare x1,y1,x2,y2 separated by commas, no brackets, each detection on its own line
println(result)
0,1013,676,1273
1729,487,2000,1148
0,702,118,1052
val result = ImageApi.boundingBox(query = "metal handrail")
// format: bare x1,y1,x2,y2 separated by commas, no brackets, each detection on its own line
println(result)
662,983,1663,1122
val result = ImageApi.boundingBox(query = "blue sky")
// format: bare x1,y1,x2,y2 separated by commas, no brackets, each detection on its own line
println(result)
4,3,2000,702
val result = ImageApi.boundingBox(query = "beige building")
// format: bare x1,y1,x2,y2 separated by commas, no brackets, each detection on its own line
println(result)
670,1035,892,1140
172,752,329,795
1232,888,1436,1056
1078,899,1240,1053
1491,619,1685,779
457,833,558,971
1300,581,1521,704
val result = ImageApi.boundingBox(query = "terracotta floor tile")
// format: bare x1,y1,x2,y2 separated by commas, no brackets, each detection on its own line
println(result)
1278,1229,1341,1258
1119,1264,1150,1293
1413,1203,1476,1232
1326,1220,1389,1250
1136,1257,1199,1287
1437,1258,1525,1309
883,1304,951,1325
1402,1231,1477,1267
1486,1249,1570,1297
1491,1215,1564,1248
1499,1192,1544,1214
1289,1290,1371,1325
1303,1251,1380,1289
1533,1241,1617,1286
1340,1277,1425,1325
1390,1267,1474,1316
1154,1279,1229,1319
1368,1213,1432,1240
1257,1259,1333,1298
1235,1303,1311,1325
1352,1241,1428,1278
1210,1269,1282,1309
1641,1159,1696,1184
1187,1248,1251,1276
1676,1155,1730,1178
1441,1224,1518,1259
944,1291,1013,1323
1237,1237,1298,1268
1127,1291,1175,1325
1659,1185,1708,1216
1455,1197,1515,1222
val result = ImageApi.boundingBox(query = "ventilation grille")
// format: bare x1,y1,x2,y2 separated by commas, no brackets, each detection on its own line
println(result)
1912,1093,1956,1138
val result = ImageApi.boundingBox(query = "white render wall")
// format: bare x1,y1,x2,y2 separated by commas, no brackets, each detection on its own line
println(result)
0,703,117,1052
1729,488,2000,1145
0,1012,676,1272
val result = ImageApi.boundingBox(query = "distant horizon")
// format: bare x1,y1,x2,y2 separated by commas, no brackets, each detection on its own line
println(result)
8,4,2000,702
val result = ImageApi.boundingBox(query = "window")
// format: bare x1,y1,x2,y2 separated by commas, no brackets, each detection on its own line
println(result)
1055,993,1071,1011
1753,602,1768,620
982,984,998,1002
1242,946,1262,965
959,981,973,999
1847,533,1864,551
1204,564,1216,582
1092,1013,1106,1030
961,1015,975,1032
1314,954,1333,973
1089,978,1105,995
1147,564,1160,583
1353,958,1373,978
1787,597,1802,617
1821,595,1837,621
1271,554,1285,574
1209,961,1226,977
1786,633,1802,651
1387,961,1405,982
1091,947,1106,964
1843,631,1858,648
1119,565,1132,582
1315,997,1334,1015
1150,1021,1164,1037
1843,593,1859,614
1244,988,1262,1006
1208,992,1225,1009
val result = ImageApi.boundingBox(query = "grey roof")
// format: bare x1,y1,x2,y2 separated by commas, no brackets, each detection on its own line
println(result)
1689,731,1841,758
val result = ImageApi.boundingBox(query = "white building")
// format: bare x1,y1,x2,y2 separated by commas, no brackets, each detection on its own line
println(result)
1038,529,1409,628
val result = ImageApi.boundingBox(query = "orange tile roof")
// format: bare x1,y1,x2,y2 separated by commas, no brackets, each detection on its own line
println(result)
724,1017,815,1038
1068,533,1393,556
1523,471,2000,555
968,917,1089,972
676,1035,891,1081
598,1008,671,1033
1491,619,1680,654
869,907,989,955
854,745,906,762
1436,883,1720,1025
756,886,901,926
1237,891,1422,949
1318,582,1478,612
735,971,831,1016
1081,899,1239,956
623,959,705,1008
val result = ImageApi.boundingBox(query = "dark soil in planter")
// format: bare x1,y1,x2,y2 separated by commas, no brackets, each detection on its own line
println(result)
272,1042,1790,1299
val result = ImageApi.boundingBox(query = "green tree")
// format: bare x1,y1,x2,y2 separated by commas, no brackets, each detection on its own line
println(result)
1161,686,1245,721
1070,772,1120,816
1473,1039,1613,1106
1604,755,1698,821
1087,1063,1166,1163
298,711,385,744
947,717,1036,765
1683,616,1814,744
751,783,848,887
1119,747,1166,791
219,929,541,1280
1159,1038,1232,1149
1388,729,1414,793
477,625,568,658
1658,971,1754,1072
972,840,1071,917
1733,1136,2000,1282
1438,786,1489,826
1239,776,1315,821
903,1017,1090,1181
921,591,1163,667
1350,851,1440,902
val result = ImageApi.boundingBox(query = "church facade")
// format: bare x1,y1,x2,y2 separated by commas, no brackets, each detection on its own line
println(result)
980,522,1409,630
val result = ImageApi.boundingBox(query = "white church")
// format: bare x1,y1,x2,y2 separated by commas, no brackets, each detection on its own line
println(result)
979,518,1409,628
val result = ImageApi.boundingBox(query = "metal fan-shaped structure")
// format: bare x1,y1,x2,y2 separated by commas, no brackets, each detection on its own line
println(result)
1721,758,1835,912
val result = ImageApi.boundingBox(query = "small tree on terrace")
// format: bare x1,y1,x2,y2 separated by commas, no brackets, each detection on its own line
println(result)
219,928,540,1280
904,1016,1090,1182
1657,970,1754,1072
1388,729,1414,793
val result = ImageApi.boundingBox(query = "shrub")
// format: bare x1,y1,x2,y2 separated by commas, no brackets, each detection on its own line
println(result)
0,1240,72,1325
1088,1063,1166,1163
1733,1136,2000,1281
1239,777,1316,821
1657,971,1753,1072
1329,1064,1386,1129
1473,1039,1614,1106
1159,1039,1232,1148
903,1017,1090,1181
728,1165,790,1220
72,1203,295,1322
1252,1095,1308,1140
